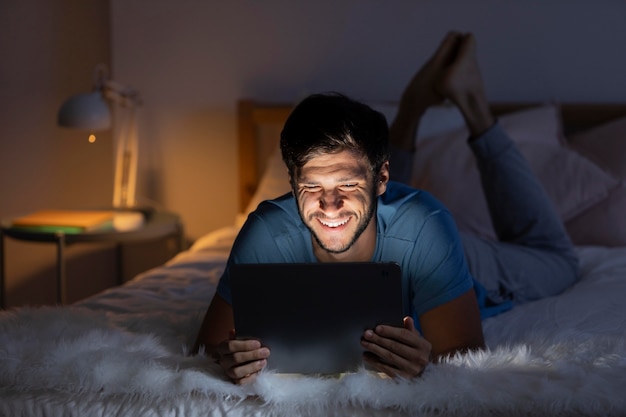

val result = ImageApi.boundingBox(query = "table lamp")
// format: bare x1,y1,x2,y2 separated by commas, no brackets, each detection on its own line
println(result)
57,64,142,209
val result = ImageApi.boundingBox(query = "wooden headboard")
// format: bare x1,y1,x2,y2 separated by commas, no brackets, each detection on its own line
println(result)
237,99,626,213
237,100,293,213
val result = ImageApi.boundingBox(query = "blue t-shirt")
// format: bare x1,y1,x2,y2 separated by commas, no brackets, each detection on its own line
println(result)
217,181,475,319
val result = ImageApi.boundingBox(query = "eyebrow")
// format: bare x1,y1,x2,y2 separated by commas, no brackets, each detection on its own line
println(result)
298,171,367,184
299,161,369,178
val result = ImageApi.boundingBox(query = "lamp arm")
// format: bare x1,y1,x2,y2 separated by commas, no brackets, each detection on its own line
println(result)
90,64,141,108
87,64,142,208
102,80,141,108
112,105,139,208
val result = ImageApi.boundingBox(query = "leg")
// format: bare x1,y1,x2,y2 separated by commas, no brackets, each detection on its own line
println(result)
389,31,464,151
462,124,579,305
441,34,578,304
389,31,496,182
389,31,465,183
392,32,579,306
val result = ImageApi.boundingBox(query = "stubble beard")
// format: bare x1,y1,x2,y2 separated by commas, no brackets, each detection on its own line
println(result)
300,194,377,255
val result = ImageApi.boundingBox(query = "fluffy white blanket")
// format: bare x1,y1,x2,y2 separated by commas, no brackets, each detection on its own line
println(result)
0,306,624,417
1,244,626,417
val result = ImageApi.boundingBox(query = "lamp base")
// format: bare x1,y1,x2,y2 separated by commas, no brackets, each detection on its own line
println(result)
112,204,157,219
112,211,144,232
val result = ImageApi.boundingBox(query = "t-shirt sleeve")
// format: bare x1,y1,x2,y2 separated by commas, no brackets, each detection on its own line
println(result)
216,211,282,304
407,202,474,317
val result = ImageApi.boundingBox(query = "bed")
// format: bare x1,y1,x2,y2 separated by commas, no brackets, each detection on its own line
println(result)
2,98,626,417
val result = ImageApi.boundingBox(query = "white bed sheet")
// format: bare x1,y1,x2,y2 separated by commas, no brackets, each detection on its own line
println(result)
1,225,626,417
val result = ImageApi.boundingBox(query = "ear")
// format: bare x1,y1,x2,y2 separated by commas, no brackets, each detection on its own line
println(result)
375,161,390,196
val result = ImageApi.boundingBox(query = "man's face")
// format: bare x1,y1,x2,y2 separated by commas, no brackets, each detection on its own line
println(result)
293,149,387,261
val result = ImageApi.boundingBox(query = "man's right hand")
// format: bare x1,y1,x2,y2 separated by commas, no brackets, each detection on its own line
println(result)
215,331,270,385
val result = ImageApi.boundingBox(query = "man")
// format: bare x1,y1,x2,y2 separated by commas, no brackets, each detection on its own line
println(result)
193,31,578,384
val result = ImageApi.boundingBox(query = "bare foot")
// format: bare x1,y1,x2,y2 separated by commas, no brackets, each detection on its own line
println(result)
401,31,465,112
390,31,466,150
437,33,495,136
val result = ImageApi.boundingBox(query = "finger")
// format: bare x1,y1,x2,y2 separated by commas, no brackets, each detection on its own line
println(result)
217,338,261,356
235,371,260,385
225,357,268,382
219,342,269,367
371,323,430,352
361,323,431,372
362,351,399,378
362,329,427,366
219,343,270,382
362,341,429,379
217,339,270,372
363,351,424,380
403,316,416,331
224,346,270,368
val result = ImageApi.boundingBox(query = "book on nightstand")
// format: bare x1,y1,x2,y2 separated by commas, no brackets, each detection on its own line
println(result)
10,209,116,234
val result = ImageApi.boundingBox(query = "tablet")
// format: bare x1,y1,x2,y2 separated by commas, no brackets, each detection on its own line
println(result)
230,262,404,375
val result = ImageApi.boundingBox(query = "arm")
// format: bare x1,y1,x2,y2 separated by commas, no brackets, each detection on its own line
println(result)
361,174,484,377
193,214,283,384
194,293,270,385
419,288,484,358
361,288,484,378
193,293,235,355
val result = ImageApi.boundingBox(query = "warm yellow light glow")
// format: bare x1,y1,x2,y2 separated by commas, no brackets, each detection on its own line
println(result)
88,134,96,143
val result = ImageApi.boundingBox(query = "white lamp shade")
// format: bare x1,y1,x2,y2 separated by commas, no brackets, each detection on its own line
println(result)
57,91,111,130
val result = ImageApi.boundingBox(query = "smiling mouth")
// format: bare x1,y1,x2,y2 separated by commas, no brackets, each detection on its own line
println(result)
318,217,350,228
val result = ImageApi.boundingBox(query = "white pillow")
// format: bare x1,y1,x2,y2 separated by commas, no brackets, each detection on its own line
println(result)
411,103,619,240
243,146,291,216
416,104,466,138
367,101,466,139
568,116,626,180
564,116,626,246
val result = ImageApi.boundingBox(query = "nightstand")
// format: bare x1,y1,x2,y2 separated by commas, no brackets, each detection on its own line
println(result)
0,209,184,308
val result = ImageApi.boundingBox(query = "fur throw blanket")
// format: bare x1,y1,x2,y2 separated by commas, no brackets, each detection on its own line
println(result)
1,304,625,417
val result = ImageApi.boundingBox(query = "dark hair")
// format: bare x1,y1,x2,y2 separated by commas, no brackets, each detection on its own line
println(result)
279,93,390,178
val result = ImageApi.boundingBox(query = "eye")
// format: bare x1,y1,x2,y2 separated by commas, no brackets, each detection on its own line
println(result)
339,183,358,191
301,185,322,192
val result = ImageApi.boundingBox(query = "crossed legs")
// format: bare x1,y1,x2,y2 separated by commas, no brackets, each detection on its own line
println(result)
390,31,579,308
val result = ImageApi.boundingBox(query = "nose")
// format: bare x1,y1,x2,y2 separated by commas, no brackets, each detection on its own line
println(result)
319,189,344,212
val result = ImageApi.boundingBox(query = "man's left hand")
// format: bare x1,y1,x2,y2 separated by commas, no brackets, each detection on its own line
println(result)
361,316,431,379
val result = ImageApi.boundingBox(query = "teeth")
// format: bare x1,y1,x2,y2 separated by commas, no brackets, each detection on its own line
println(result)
319,218,349,228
